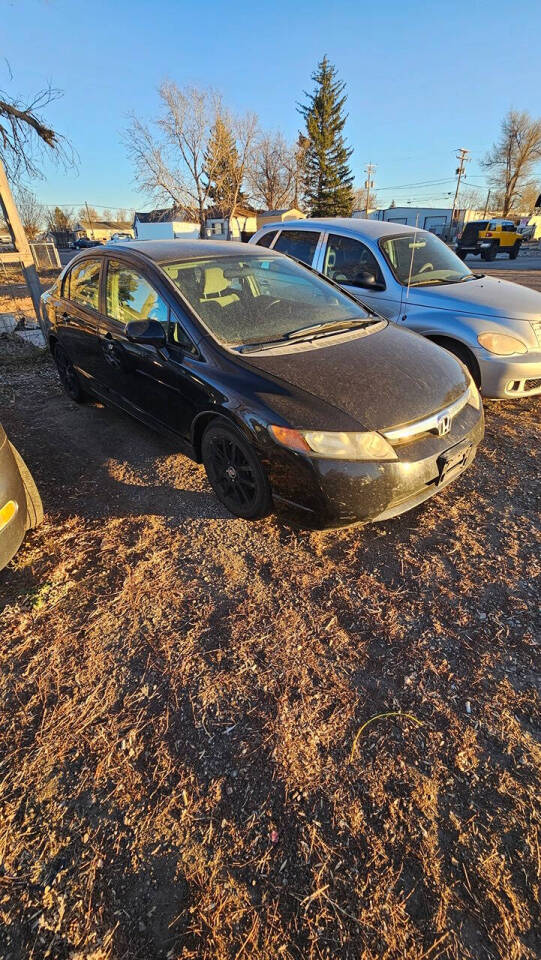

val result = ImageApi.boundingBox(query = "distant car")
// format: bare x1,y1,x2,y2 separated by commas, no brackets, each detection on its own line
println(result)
40,240,483,529
73,236,102,249
250,218,541,398
456,219,522,261
108,233,133,244
0,424,43,571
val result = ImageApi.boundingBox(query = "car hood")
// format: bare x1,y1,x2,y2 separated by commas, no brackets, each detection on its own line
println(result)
406,274,541,321
243,324,468,433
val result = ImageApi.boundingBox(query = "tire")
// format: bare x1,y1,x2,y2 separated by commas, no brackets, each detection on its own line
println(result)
53,343,85,403
433,339,481,388
481,241,498,262
9,443,43,531
201,421,272,520
509,241,521,260
456,248,467,261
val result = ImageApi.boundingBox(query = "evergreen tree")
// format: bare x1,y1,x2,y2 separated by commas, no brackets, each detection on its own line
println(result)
204,116,244,218
298,57,354,216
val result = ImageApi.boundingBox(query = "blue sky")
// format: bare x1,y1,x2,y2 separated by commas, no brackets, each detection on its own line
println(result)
2,0,541,213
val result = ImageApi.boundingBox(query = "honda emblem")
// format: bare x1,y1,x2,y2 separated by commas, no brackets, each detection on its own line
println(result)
437,413,451,436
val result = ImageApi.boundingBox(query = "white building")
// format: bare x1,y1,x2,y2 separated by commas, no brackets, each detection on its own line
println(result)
205,207,258,241
355,206,483,237
133,207,200,241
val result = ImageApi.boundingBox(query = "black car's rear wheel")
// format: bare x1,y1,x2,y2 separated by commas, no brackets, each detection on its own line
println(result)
54,344,85,402
202,421,272,520
456,248,467,260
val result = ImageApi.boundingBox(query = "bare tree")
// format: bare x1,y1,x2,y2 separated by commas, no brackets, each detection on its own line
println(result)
483,110,541,216
247,131,296,210
126,82,256,236
14,187,44,240
0,71,74,182
77,205,99,223
353,186,377,215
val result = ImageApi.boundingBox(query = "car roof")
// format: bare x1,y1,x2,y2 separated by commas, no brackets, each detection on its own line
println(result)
258,217,425,239
105,238,276,263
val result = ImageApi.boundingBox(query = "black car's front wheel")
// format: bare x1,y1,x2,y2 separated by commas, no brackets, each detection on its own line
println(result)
201,421,272,520
54,344,85,403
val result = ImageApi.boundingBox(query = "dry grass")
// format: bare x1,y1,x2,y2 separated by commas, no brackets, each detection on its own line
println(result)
0,285,539,958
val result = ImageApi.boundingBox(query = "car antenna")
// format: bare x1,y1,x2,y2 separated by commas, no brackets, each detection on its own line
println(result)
405,214,420,300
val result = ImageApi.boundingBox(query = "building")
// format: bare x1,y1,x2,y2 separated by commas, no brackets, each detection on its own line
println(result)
256,208,306,229
205,205,258,241
76,219,134,242
358,206,483,237
133,207,200,241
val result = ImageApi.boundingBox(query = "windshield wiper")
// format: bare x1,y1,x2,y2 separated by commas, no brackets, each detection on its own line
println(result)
236,335,290,354
286,317,378,340
236,317,379,354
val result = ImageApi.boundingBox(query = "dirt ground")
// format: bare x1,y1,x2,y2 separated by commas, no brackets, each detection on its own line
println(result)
0,274,539,960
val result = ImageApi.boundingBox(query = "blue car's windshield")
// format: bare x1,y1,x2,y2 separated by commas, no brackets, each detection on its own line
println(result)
163,254,372,346
380,233,473,286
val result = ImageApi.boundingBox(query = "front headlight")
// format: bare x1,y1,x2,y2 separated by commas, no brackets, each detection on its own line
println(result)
477,332,527,356
269,425,397,461
467,377,482,410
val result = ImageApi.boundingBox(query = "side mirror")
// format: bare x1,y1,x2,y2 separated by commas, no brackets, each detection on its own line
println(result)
125,319,166,348
354,270,385,290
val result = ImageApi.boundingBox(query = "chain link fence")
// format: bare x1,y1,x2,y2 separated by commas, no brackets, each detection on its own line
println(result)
0,258,46,346
29,241,61,270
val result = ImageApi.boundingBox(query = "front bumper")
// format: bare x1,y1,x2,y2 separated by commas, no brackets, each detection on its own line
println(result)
477,350,541,398
267,406,484,529
0,431,27,570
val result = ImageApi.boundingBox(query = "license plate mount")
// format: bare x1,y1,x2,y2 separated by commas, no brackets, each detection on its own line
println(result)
436,440,472,485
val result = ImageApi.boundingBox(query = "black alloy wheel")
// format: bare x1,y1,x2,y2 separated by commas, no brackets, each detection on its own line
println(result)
54,344,85,402
201,422,271,519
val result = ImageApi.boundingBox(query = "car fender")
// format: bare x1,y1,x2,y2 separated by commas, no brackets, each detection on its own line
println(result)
400,307,483,353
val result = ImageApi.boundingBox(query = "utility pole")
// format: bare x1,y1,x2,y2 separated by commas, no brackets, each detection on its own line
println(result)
0,156,42,323
483,189,491,218
85,201,95,239
364,162,375,217
450,148,469,237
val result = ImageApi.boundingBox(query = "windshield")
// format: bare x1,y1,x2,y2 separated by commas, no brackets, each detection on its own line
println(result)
163,254,371,347
380,232,473,286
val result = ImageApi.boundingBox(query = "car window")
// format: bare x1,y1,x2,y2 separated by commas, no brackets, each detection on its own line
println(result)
502,223,515,232
170,314,198,355
68,259,101,310
324,234,385,288
273,229,320,266
106,260,168,327
255,230,277,248
163,254,371,347
380,233,472,286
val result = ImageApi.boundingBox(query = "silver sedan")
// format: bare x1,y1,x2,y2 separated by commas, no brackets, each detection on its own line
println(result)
250,218,541,399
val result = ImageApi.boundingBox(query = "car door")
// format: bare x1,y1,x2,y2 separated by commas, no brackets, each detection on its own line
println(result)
321,232,401,319
100,257,204,440
55,257,103,383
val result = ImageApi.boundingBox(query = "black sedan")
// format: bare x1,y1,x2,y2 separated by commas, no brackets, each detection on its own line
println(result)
40,240,484,528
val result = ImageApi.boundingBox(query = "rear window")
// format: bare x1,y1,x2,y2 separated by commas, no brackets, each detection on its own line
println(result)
273,229,320,266
256,230,277,248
